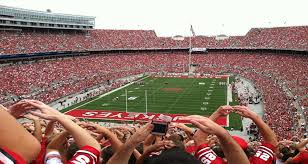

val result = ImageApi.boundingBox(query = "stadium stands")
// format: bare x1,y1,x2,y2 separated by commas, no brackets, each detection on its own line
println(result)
1,26,308,55
242,26,308,50
0,24,307,164
0,52,306,140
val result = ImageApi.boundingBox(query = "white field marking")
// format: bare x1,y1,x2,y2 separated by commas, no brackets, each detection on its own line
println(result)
201,107,207,111
128,91,134,93
202,102,209,105
101,103,109,106
128,96,138,101
226,76,230,127
64,76,149,113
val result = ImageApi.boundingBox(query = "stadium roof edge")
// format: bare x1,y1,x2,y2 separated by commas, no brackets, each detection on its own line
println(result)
0,5,95,19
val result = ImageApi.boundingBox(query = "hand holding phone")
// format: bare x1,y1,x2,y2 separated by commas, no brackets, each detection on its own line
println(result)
151,121,169,136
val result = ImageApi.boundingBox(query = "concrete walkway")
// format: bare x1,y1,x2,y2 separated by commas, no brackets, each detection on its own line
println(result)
228,78,264,140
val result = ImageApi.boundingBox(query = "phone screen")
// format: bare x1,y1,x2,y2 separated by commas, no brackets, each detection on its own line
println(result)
152,121,168,135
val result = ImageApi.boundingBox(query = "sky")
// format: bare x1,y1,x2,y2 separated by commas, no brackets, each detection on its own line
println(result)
1,0,307,37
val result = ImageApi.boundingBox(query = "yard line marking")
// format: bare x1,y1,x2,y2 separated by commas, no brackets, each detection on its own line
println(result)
63,76,149,113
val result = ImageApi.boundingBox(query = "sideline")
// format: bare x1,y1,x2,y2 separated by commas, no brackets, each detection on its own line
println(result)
64,76,150,113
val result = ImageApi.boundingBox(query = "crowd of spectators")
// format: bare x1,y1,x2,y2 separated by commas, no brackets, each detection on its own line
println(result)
1,25,308,55
194,52,307,140
242,26,308,50
0,53,187,105
1,101,308,164
0,29,307,164
0,52,306,140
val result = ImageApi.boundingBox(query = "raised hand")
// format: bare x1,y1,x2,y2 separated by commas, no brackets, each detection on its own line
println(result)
85,122,109,134
233,106,257,119
143,141,166,155
25,100,64,120
130,122,154,144
182,115,227,137
8,100,34,118
23,113,39,120
210,105,233,121
216,105,233,116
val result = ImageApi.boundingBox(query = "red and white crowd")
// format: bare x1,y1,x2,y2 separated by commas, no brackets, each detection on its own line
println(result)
1,101,308,164
0,25,307,164
0,52,307,140
1,26,308,55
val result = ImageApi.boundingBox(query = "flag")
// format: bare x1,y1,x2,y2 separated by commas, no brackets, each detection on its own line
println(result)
190,25,196,37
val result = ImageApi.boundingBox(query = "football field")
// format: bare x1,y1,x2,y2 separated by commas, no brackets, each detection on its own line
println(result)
64,76,242,130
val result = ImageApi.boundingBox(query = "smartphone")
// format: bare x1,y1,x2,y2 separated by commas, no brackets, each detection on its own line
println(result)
151,121,169,136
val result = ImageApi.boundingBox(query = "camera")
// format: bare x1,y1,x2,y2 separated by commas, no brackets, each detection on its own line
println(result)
151,120,169,136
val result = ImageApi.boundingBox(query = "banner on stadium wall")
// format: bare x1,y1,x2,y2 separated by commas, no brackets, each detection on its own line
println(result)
65,109,227,126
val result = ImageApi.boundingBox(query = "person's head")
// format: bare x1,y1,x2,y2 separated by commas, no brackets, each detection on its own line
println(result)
164,134,184,149
211,145,225,158
101,146,113,164
144,147,202,164
65,142,79,160
279,146,292,162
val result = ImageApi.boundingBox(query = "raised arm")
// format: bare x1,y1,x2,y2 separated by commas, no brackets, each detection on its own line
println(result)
233,106,278,146
86,122,122,152
209,105,233,121
193,106,233,147
296,139,308,151
24,114,43,142
0,105,41,162
46,130,70,152
44,120,56,137
107,123,154,164
184,115,249,164
136,141,166,164
26,100,100,150
172,123,194,140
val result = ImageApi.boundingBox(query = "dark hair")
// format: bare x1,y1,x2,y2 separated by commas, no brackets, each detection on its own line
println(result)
144,147,202,164
211,145,225,158
66,142,79,160
167,134,185,149
101,144,143,164
280,147,291,162
101,146,113,164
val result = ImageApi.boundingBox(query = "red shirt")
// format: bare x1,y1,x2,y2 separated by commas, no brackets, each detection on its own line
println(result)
68,146,100,164
249,142,276,164
292,150,308,164
32,137,48,164
0,147,27,164
195,143,226,164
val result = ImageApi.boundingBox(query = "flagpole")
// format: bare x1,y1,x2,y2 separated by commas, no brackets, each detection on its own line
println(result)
189,35,192,74
145,90,148,114
125,89,128,113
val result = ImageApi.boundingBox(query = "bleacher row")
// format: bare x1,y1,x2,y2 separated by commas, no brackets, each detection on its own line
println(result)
0,26,308,55
0,52,306,139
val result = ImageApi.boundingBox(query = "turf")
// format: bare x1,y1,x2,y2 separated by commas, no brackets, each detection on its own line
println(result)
62,76,243,130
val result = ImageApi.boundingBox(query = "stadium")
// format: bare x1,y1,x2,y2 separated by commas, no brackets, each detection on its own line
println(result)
0,1,307,164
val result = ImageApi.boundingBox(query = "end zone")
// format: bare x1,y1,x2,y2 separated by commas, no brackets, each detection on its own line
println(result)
65,109,228,126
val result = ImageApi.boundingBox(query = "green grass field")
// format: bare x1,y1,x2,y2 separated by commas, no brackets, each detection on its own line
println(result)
63,76,243,130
